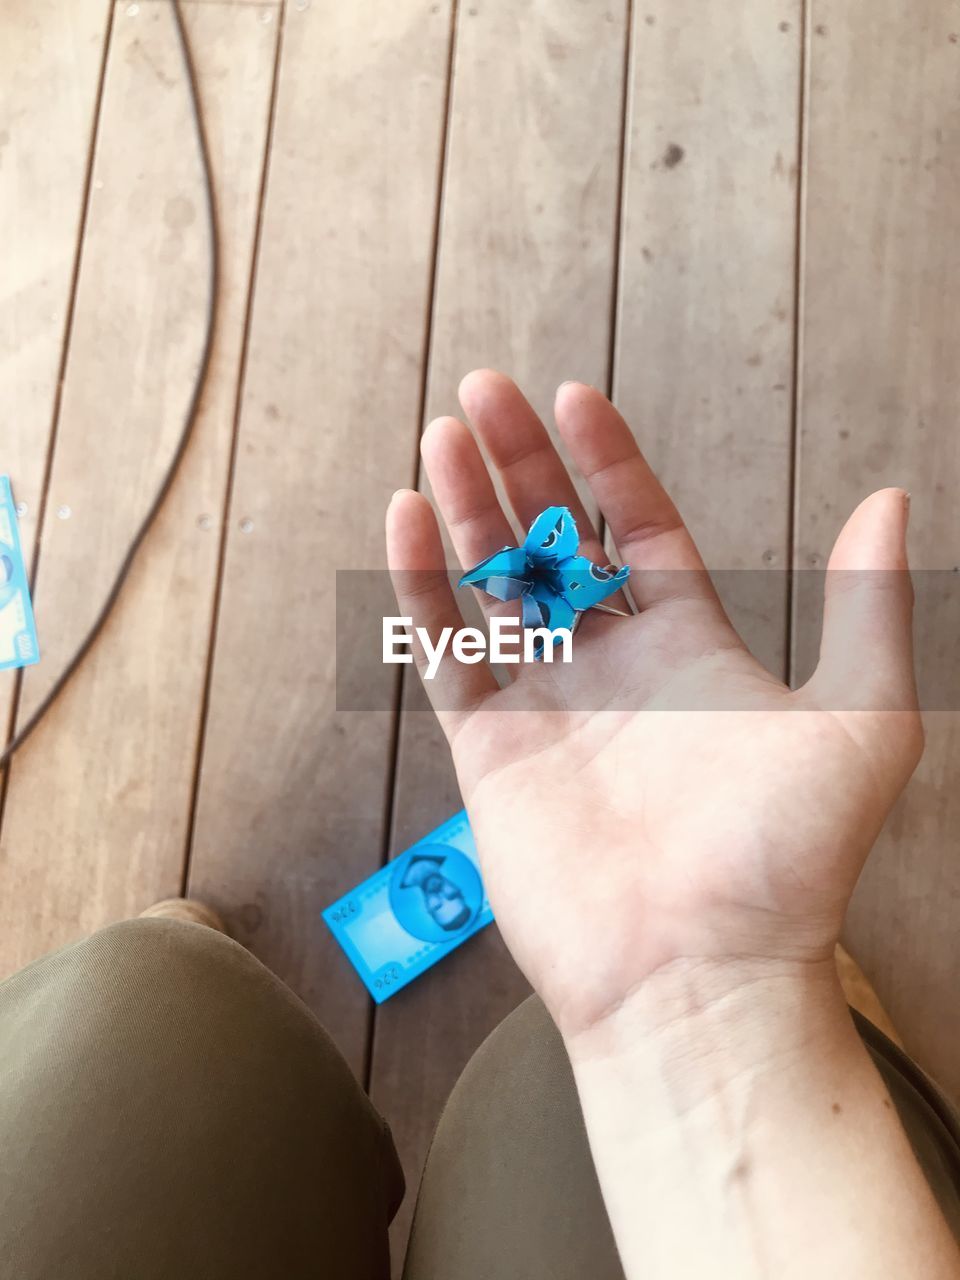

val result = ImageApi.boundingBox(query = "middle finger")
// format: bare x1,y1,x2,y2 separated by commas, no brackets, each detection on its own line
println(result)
457,368,609,566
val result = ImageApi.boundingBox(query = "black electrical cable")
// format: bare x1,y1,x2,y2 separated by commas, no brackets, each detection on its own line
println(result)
0,0,220,773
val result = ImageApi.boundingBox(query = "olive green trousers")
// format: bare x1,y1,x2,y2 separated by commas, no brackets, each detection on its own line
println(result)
1,919,958,1278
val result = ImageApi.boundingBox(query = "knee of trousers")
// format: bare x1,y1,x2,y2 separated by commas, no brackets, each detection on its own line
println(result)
1,916,354,1096
0,919,403,1279
403,995,623,1280
0,916,389,1150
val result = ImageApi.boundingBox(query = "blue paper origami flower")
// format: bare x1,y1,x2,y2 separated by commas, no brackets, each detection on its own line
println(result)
458,506,630,653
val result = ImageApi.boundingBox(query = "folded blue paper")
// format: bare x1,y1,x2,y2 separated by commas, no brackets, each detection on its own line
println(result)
323,810,492,1003
0,476,40,673
458,505,630,654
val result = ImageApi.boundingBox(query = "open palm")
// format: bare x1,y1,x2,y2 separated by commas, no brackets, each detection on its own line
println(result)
387,372,921,1037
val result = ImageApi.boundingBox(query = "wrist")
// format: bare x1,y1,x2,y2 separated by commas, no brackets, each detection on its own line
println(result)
561,956,957,1280
563,954,851,1103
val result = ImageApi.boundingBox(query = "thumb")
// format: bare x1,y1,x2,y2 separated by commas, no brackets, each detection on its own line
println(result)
810,487,918,715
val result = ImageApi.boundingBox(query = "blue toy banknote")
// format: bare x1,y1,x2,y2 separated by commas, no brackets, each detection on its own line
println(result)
323,809,492,1002
0,477,39,672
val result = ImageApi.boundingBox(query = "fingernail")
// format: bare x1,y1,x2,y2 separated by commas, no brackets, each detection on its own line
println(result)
903,490,911,524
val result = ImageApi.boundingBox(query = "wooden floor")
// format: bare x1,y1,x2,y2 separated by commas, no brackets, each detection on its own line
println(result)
3,0,959,1266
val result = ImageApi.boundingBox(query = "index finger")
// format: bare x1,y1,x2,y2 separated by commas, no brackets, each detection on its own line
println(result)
555,382,721,612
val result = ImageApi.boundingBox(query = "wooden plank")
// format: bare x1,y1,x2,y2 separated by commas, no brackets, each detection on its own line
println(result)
368,1,630,1263
136,1,276,7
0,0,277,972
614,0,803,676
0,0,111,748
186,0,454,1078
795,1,960,1097
135,2,275,6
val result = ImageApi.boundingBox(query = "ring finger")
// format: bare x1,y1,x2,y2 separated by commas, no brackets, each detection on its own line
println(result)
420,415,525,647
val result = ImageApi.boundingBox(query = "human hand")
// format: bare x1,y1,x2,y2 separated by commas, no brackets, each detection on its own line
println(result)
386,371,921,1041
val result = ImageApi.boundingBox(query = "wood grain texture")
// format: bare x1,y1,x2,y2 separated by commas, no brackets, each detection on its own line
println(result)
186,0,454,1077
134,1,276,7
0,0,111,744
0,0,277,971
795,1,960,1097
368,1,629,1264
614,0,803,675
